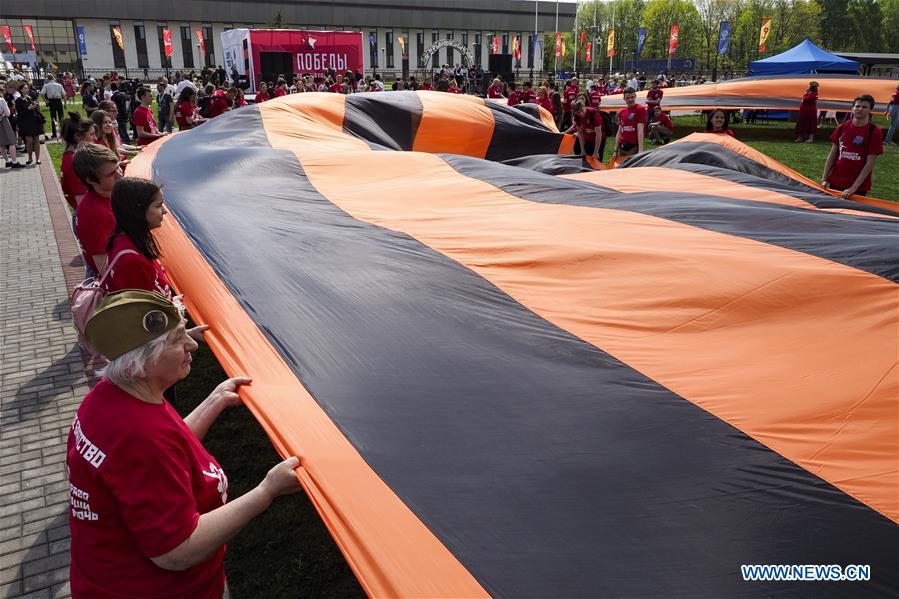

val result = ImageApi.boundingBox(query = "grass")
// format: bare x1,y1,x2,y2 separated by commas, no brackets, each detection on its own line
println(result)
41,98,895,596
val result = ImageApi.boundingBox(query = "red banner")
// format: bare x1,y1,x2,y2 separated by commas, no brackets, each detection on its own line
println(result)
585,41,592,63
163,28,173,57
668,24,680,56
555,32,562,59
196,29,205,57
512,36,521,60
579,30,587,48
491,35,499,55
0,25,13,53
758,17,772,53
23,25,36,52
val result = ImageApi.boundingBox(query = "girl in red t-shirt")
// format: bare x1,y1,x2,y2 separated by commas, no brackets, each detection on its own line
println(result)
103,178,173,298
705,109,736,138
175,88,205,130
255,81,271,103
536,86,555,116
60,112,98,208
795,81,819,143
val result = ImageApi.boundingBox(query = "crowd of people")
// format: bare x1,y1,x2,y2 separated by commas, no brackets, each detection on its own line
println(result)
0,62,894,595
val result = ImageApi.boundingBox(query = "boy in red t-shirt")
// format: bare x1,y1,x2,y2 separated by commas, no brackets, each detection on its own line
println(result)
645,79,664,112
565,100,606,161
132,87,164,146
614,88,647,157
522,82,537,103
647,106,675,144
822,94,884,198
561,78,579,130
72,144,124,276
507,83,523,106
587,86,603,109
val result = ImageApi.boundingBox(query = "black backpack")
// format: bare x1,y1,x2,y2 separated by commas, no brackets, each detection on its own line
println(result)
111,91,129,121
595,108,616,136
197,95,213,118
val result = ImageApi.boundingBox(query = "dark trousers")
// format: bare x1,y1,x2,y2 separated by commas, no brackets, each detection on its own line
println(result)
117,119,131,144
47,99,64,136
575,136,606,162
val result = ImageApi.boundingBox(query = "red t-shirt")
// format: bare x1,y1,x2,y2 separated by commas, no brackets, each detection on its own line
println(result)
646,88,664,107
255,91,270,103
537,96,555,115
419,84,432,91
522,89,537,103
207,96,229,118
175,100,195,128
104,234,172,297
67,379,228,599
800,91,818,107
132,106,158,146
889,90,899,106
447,86,460,94
329,83,344,94
75,191,115,274
828,121,884,193
60,150,87,209
234,98,248,107
487,84,504,98
273,88,287,97
563,85,579,113
507,92,522,106
617,104,648,145
655,111,675,131
574,109,604,142
587,90,602,108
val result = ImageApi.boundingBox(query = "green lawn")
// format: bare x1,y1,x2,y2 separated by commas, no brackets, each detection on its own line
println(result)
43,98,895,597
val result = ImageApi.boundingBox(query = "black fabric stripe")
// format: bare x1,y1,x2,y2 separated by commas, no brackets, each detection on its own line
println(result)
440,153,899,282
342,90,423,151
500,154,594,175
153,113,898,597
620,141,899,217
483,99,568,161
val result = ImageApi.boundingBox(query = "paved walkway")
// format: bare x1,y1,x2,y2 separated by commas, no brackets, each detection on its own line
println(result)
1,148,91,599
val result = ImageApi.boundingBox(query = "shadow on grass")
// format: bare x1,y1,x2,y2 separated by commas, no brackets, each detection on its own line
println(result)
174,330,365,598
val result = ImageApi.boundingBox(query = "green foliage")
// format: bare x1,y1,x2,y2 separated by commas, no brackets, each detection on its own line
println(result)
565,0,896,74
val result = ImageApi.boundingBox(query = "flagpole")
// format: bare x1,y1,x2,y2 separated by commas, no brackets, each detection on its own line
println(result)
554,0,559,73
573,1,578,74
713,22,721,81
591,1,596,73
534,0,538,77
609,3,614,76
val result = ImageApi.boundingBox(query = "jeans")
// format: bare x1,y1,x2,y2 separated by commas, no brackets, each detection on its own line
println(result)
886,106,898,144
117,119,132,144
158,109,173,133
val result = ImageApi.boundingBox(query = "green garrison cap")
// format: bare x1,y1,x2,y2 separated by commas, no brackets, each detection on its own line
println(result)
85,290,182,360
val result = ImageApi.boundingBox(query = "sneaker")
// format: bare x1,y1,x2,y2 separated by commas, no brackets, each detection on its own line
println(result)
10,162,24,169
4,161,11,168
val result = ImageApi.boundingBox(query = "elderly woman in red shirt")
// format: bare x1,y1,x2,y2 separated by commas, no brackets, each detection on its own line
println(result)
68,290,301,598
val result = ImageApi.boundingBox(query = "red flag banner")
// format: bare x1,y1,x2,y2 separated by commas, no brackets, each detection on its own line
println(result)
585,41,592,62
196,29,206,56
0,26,14,53
668,24,680,56
555,32,562,59
163,28,173,57
512,36,521,60
112,25,125,50
23,25,36,52
758,17,772,53
579,30,587,48
491,35,499,55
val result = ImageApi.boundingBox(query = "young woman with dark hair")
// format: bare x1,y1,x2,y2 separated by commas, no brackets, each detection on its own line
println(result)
59,112,98,208
14,82,44,164
705,109,735,137
103,178,172,297
175,87,205,129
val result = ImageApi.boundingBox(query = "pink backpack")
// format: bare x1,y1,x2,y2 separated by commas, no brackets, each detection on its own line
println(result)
70,249,139,354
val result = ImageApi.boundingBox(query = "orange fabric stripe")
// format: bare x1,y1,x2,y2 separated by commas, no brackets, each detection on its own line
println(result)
412,91,495,157
130,134,489,598
269,147,898,524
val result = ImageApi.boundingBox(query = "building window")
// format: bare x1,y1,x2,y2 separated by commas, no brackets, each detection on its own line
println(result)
134,24,149,68
369,31,378,67
527,34,535,69
203,25,214,67
502,33,509,55
431,30,438,68
386,31,394,68
474,33,482,66
1,18,79,72
157,25,171,68
445,31,453,66
224,24,233,31
416,32,424,68
461,31,468,57
109,24,126,68
180,25,194,68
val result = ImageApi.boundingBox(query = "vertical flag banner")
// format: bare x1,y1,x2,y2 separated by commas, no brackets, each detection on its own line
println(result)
23,25,36,52
77,26,87,56
163,28,173,57
718,21,730,55
579,30,587,50
397,35,406,58
112,25,125,50
668,24,680,56
758,17,772,53
196,29,206,56
585,41,592,62
368,32,376,48
607,29,615,57
555,32,562,59
491,35,499,55
561,38,567,58
1,25,16,53
512,36,521,60
636,28,647,57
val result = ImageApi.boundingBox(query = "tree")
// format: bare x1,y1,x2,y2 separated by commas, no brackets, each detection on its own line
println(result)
816,0,850,48
640,0,703,63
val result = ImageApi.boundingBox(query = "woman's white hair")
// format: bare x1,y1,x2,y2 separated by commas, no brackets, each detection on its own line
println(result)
100,319,185,386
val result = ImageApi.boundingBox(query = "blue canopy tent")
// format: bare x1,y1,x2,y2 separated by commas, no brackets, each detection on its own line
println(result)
749,39,860,76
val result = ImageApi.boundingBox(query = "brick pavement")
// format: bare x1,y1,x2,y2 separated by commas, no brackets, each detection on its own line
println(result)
1,146,90,599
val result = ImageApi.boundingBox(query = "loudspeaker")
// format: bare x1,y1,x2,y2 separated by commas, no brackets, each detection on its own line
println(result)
488,53,514,84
